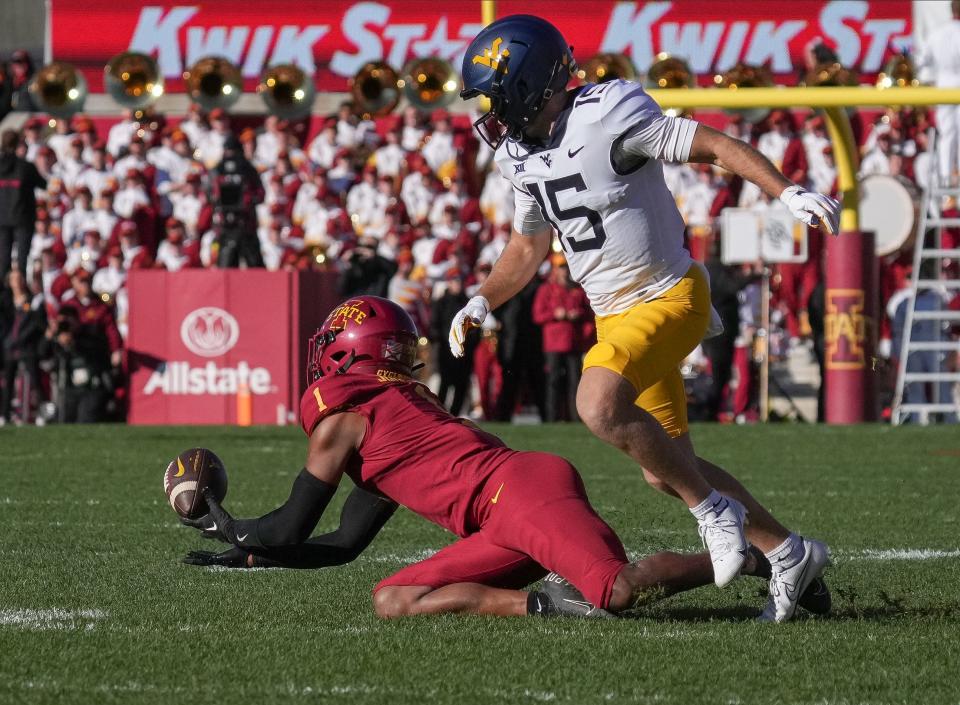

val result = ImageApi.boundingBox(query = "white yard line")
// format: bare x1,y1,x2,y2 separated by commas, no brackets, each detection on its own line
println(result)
620,545,960,563
841,548,960,561
365,549,439,563
0,608,107,631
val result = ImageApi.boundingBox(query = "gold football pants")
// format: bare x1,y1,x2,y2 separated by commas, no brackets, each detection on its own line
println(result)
583,266,711,437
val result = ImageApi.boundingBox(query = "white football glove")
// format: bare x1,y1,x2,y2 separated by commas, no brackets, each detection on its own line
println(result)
779,185,841,236
448,295,490,358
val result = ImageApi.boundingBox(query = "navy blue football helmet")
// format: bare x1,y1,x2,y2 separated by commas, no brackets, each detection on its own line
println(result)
460,15,576,149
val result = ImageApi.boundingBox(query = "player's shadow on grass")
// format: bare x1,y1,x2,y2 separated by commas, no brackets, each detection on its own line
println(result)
629,605,761,622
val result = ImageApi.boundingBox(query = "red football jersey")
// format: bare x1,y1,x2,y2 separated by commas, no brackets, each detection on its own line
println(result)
299,371,516,537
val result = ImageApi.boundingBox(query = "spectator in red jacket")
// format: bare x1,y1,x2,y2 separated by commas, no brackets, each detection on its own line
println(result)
60,268,123,369
532,258,588,422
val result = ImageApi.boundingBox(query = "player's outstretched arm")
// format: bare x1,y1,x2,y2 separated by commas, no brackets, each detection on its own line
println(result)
186,413,365,550
249,488,398,569
687,124,840,235
184,486,397,569
448,227,551,357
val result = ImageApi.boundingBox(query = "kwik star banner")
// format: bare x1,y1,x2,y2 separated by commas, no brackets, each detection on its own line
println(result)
51,1,911,92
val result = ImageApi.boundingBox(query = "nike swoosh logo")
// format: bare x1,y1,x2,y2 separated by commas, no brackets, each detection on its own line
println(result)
236,533,248,542
174,457,186,478
568,146,585,158
490,483,505,504
564,599,595,614
208,522,217,532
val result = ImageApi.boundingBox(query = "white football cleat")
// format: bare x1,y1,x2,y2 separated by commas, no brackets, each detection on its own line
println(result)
759,537,831,623
697,497,749,588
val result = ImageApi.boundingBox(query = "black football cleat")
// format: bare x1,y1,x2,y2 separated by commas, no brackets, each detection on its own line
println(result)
748,545,832,616
538,572,617,619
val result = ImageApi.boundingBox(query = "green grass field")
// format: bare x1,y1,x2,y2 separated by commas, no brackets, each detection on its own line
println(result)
1,423,959,704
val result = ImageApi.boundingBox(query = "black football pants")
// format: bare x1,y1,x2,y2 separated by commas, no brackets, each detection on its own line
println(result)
544,352,581,422
0,223,34,278
217,229,264,268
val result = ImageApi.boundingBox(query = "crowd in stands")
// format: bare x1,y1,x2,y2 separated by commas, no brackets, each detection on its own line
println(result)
0,48,957,425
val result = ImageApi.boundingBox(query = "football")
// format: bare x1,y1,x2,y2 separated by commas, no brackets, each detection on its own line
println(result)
163,448,228,520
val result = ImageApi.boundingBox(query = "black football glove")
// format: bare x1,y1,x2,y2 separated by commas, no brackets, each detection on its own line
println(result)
179,489,236,543
180,513,222,541
183,546,251,568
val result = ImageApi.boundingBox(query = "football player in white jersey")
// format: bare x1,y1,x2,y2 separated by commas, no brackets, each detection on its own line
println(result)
450,15,839,623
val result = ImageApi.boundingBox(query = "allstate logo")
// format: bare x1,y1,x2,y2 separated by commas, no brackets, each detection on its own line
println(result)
180,307,240,357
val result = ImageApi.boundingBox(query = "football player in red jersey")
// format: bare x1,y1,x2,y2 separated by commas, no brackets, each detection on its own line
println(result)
182,296,826,619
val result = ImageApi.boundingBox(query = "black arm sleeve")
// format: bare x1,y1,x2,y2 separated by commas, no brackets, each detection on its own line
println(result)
248,486,398,568
232,468,338,548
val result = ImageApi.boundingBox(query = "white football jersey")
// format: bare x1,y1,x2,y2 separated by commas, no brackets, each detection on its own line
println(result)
495,80,698,316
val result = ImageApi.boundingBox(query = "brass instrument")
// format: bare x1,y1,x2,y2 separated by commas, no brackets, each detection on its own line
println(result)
350,62,400,118
577,53,636,84
183,56,242,111
29,62,87,116
877,52,918,89
399,57,459,111
257,64,315,119
802,60,859,88
714,62,774,124
104,52,164,109
644,53,693,117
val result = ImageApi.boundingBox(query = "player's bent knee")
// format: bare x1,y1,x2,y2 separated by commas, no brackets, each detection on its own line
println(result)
576,392,618,439
372,584,435,618
372,586,415,619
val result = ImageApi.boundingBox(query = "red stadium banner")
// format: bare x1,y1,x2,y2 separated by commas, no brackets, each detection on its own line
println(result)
127,269,339,425
50,1,912,93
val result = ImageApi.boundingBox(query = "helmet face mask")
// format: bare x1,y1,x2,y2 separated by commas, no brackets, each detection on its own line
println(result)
471,110,512,151
306,329,344,382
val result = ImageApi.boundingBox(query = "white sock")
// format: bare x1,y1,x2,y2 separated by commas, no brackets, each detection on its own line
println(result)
765,533,804,569
690,490,725,520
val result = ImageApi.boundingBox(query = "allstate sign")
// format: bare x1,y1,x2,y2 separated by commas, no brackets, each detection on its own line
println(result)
128,269,337,424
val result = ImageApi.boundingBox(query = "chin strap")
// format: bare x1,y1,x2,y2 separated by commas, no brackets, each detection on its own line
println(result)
335,350,358,375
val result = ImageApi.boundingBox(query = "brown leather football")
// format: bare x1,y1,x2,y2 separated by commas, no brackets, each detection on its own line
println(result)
163,448,228,520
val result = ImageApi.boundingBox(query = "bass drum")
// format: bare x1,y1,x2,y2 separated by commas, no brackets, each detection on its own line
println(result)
858,174,920,256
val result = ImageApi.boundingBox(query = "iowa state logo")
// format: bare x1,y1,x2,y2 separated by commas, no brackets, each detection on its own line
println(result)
824,289,867,370
326,300,369,328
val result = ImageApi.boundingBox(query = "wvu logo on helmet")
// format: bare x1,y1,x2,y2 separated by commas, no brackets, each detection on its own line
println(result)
472,37,510,73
